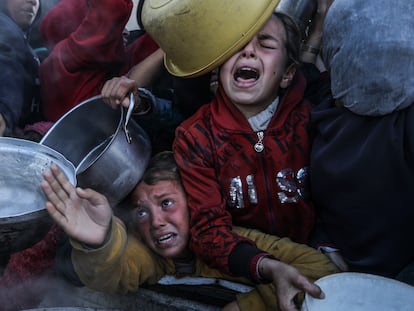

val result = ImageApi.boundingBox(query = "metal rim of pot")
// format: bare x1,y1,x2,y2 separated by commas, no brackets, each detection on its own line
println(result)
40,94,152,207
0,137,77,256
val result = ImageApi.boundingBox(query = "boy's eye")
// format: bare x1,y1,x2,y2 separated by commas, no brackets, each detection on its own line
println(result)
136,209,148,219
161,199,174,208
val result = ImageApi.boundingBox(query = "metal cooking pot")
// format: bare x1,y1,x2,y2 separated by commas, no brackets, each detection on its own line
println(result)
275,0,316,34
40,95,152,206
0,137,76,257
142,0,280,77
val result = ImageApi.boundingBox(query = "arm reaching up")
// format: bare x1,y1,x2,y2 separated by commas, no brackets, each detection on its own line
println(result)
41,164,113,247
101,48,164,110
300,0,334,68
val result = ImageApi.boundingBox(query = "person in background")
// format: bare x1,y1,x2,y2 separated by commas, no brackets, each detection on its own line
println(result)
40,151,338,311
101,58,213,154
38,0,159,122
0,2,57,305
101,0,214,154
0,0,43,138
29,0,60,60
310,0,414,285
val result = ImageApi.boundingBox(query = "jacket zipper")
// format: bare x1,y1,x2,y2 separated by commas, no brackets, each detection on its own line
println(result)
254,131,264,152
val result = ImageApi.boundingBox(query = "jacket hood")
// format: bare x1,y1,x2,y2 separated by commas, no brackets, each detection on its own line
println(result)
39,0,88,47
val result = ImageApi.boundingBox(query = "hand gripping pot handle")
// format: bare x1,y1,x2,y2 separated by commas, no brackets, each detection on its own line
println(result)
124,89,157,143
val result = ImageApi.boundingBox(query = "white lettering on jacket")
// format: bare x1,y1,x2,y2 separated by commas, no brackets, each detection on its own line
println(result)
228,167,309,208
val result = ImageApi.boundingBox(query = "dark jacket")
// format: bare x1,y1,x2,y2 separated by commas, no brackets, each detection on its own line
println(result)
311,98,414,278
0,10,41,135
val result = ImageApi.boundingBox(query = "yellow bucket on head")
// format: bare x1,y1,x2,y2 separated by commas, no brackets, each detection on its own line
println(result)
142,0,281,77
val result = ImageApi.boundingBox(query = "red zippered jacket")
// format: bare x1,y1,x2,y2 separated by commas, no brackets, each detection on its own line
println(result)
173,70,315,279
39,0,158,122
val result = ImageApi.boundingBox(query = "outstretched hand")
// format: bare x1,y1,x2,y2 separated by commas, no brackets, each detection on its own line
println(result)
41,164,113,246
259,258,325,310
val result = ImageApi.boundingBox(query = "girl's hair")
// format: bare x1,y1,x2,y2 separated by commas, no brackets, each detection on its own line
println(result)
273,12,302,67
140,151,181,185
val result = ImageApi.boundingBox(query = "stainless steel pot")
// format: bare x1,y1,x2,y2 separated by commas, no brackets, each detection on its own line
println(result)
275,0,316,34
40,95,152,206
0,137,76,257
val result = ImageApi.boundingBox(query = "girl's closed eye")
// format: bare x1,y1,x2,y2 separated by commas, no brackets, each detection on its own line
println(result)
258,34,280,49
261,40,277,49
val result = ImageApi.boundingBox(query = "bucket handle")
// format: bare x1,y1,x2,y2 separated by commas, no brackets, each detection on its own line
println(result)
123,93,135,144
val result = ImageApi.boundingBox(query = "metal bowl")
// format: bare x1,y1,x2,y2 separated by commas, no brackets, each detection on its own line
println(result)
142,0,280,77
0,137,76,257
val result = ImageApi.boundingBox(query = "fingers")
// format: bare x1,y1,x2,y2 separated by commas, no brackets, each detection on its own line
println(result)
41,176,70,228
76,187,108,207
101,76,137,109
101,77,123,108
44,200,68,227
278,291,302,311
41,164,80,223
275,271,325,311
298,275,324,299
51,164,76,195
42,164,75,202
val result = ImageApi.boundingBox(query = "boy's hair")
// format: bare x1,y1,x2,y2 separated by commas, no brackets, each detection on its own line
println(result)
273,12,302,67
140,151,181,185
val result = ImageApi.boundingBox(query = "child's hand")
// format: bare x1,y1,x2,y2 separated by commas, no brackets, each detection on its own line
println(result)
41,164,112,246
101,75,138,110
259,257,325,310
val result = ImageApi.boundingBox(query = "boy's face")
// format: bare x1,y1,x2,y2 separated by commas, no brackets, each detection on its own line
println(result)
7,0,39,30
130,179,190,259
219,15,295,117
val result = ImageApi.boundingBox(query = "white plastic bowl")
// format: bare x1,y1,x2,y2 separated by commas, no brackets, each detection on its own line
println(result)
302,272,414,311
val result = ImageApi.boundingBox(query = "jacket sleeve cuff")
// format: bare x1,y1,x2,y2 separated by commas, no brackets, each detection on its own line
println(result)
228,243,275,284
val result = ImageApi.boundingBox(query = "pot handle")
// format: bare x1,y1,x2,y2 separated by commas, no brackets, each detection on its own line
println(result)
123,92,135,144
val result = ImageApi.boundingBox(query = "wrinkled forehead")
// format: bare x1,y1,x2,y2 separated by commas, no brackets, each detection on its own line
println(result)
130,179,183,202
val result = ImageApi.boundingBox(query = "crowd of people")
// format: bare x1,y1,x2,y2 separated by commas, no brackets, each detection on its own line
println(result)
0,0,413,310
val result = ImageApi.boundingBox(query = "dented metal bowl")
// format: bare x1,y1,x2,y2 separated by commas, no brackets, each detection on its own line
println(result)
0,137,76,256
